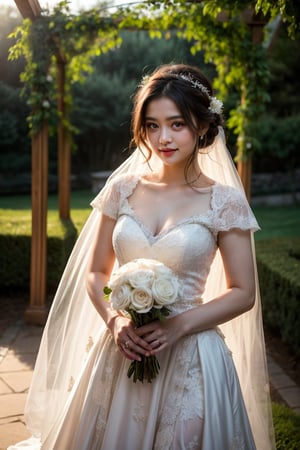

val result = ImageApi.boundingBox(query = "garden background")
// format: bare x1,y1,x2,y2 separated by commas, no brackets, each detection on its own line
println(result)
0,1,300,447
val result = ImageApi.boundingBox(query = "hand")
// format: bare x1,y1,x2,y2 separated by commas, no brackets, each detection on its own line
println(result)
135,315,183,355
108,315,152,361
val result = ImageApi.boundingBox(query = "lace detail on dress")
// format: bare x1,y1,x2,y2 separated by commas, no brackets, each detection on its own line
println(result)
93,333,123,441
91,174,139,219
132,401,147,423
154,335,199,450
211,184,259,234
178,366,204,421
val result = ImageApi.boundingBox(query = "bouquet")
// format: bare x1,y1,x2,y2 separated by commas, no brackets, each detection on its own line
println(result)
104,258,180,383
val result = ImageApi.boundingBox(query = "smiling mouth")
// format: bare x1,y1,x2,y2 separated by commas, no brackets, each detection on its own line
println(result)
159,148,178,156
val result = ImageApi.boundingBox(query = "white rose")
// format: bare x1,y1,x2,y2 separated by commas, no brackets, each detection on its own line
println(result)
110,261,138,282
128,268,154,289
42,100,50,108
152,273,180,307
129,287,153,313
110,283,132,310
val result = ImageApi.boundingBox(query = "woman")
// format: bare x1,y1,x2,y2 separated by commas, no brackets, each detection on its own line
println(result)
10,64,275,449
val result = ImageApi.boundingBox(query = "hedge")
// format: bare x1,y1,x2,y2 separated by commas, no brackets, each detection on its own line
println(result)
272,402,300,450
1,217,299,357
256,237,300,356
0,216,77,291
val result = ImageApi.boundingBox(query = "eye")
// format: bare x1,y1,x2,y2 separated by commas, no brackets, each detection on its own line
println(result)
145,122,158,130
172,121,185,129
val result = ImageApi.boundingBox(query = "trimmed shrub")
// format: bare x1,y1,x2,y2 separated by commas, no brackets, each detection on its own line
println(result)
272,402,300,449
256,238,300,355
0,217,77,291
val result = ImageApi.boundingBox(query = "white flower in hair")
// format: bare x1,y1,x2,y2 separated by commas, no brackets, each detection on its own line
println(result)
208,97,223,115
178,73,223,115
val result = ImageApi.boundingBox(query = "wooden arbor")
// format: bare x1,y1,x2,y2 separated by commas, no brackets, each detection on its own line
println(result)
11,1,272,324
14,0,71,324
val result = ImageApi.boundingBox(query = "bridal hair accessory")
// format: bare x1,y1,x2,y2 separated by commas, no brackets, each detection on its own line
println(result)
178,73,223,115
141,73,223,115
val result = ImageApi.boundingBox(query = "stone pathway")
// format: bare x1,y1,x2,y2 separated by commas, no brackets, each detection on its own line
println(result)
0,321,300,449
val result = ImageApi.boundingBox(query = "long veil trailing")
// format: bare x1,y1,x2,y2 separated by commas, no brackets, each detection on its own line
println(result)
9,127,275,450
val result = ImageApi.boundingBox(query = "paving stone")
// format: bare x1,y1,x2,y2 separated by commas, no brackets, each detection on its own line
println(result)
0,352,36,373
12,334,41,354
0,393,27,419
0,415,24,426
1,371,33,393
0,420,31,450
266,356,284,376
0,378,12,395
278,387,300,409
271,372,298,390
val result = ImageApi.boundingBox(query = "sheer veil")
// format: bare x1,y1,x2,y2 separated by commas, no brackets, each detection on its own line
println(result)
9,127,275,449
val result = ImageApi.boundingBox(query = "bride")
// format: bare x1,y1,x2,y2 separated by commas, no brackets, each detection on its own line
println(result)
9,64,275,449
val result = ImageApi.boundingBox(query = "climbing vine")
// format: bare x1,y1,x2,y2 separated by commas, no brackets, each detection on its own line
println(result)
118,0,271,161
8,0,300,162
9,1,121,135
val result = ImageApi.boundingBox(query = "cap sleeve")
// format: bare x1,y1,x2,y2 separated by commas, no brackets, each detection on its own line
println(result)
212,184,260,234
90,173,139,220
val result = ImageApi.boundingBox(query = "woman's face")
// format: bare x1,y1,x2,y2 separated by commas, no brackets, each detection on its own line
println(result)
144,96,198,168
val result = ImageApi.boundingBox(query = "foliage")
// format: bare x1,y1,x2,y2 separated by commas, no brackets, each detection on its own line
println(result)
0,82,30,175
266,25,300,117
250,115,300,176
256,0,300,37
118,0,299,161
70,31,206,173
118,0,271,161
8,1,121,135
256,237,300,355
7,0,300,166
272,402,300,449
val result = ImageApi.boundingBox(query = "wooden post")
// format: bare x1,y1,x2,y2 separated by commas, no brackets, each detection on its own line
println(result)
237,157,252,200
57,57,71,220
238,11,265,201
25,123,49,324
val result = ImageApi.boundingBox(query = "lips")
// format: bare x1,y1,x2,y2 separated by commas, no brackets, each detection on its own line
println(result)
159,148,177,157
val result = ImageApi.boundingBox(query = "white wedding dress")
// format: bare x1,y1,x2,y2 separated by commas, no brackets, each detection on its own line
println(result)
9,137,275,450
46,173,257,449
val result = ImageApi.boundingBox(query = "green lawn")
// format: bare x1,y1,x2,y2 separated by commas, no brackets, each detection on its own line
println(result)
0,190,299,239
253,205,300,241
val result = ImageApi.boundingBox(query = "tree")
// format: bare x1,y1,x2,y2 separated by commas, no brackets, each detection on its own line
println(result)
71,30,209,174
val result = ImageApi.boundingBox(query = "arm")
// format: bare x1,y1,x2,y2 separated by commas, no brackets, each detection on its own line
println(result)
86,213,118,327
86,213,152,360
136,228,256,352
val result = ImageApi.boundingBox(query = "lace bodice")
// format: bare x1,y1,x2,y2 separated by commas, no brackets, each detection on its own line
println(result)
92,173,259,314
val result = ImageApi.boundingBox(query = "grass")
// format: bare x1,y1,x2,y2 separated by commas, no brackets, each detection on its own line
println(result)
1,190,299,239
253,205,300,241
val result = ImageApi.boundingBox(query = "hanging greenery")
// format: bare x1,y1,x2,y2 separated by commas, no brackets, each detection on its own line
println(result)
8,0,300,163
8,1,121,135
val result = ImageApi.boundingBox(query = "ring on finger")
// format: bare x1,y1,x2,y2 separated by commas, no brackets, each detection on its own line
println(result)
124,340,131,349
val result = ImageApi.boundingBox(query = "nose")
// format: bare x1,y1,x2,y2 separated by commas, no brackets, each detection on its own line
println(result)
159,126,172,144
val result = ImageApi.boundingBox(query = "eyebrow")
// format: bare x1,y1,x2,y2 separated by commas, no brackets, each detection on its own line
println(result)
145,115,184,121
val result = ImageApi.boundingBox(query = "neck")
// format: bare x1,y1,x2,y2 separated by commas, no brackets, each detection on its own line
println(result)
156,164,201,186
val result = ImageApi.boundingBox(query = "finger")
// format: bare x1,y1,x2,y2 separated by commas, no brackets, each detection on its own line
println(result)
119,340,142,361
135,322,159,337
130,334,152,351
149,340,168,355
